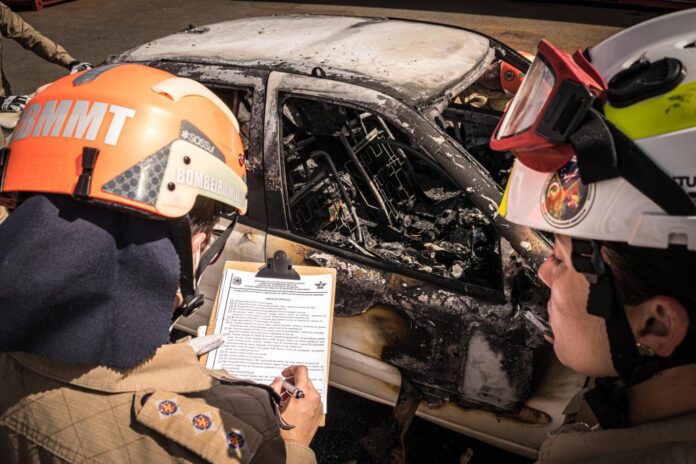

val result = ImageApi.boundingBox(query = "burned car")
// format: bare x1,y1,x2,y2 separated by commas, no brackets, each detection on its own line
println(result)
113,15,584,458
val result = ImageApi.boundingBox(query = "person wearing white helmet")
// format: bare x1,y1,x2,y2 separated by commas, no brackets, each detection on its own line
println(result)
490,8,696,462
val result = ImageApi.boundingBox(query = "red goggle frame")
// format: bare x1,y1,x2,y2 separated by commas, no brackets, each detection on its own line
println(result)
490,39,607,172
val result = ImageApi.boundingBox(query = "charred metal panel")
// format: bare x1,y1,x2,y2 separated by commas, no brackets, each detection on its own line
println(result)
264,73,288,231
305,250,541,412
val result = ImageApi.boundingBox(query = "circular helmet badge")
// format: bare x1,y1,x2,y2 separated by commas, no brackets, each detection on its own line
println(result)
541,158,595,229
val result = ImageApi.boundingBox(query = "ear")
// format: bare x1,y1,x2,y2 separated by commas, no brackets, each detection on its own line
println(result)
630,296,690,357
191,231,208,253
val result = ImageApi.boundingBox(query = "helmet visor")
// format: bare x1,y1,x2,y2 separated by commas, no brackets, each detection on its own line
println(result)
495,56,555,139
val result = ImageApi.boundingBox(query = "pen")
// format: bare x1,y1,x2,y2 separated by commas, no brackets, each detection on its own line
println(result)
282,378,305,399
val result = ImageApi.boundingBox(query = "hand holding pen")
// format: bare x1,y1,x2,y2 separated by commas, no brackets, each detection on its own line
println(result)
282,378,305,399
270,365,323,447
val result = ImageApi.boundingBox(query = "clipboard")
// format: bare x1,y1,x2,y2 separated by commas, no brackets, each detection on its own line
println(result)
203,250,336,424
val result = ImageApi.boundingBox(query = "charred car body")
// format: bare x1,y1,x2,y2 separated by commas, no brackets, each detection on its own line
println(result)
113,15,584,458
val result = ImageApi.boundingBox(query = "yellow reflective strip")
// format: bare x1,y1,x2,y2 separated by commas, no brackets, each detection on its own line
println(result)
498,164,513,218
604,80,696,140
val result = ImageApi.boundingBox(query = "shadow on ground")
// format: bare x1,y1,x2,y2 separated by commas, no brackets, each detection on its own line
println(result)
312,387,533,464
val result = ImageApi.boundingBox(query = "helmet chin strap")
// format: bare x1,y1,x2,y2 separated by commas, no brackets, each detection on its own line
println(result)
170,212,239,323
571,239,640,428
571,238,696,428
566,108,696,428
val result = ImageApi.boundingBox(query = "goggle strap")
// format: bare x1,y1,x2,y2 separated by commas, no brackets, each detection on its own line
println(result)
570,239,641,430
606,118,696,216
570,110,619,183
571,238,606,281
571,109,695,216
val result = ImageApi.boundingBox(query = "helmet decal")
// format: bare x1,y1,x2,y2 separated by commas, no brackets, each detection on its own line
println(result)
13,99,136,146
102,143,170,206
179,120,224,162
541,158,595,228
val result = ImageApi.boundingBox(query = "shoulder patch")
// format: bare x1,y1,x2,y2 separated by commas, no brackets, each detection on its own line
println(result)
136,391,263,463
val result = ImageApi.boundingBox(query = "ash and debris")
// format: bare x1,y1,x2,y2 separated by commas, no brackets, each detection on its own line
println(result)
282,97,502,291
441,88,515,187
180,24,210,34
308,250,536,411
284,96,549,412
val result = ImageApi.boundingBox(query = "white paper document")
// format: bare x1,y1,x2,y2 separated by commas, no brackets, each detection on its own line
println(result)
206,267,333,413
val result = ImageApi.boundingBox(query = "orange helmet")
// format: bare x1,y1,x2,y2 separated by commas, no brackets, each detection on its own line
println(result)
0,64,247,317
1,63,247,218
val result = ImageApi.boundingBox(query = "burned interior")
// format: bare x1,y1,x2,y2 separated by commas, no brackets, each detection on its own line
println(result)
210,86,253,151
281,96,504,291
441,79,515,188
277,86,549,414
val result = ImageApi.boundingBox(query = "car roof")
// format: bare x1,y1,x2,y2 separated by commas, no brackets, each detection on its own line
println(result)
119,15,493,105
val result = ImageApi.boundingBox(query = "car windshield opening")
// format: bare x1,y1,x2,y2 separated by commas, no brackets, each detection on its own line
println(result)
438,60,516,189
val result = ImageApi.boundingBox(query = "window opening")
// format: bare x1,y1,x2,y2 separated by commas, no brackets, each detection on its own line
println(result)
209,86,253,151
281,97,501,290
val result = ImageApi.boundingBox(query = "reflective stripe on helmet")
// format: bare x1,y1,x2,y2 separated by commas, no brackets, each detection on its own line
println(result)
604,80,696,140
498,164,514,218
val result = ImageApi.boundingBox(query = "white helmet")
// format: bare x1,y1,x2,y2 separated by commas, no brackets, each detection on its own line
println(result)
496,8,696,250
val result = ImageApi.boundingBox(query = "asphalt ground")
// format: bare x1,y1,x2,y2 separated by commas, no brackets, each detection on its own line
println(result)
1,1,665,462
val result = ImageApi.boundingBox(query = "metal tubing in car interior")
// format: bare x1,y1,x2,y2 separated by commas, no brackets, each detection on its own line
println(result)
288,168,330,207
373,117,417,180
309,150,364,244
340,128,393,227
373,139,460,188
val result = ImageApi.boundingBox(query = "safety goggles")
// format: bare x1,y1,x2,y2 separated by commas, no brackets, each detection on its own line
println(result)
490,39,607,172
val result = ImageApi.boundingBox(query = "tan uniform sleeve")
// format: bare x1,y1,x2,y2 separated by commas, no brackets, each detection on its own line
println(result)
285,440,317,464
0,6,75,68
136,391,265,464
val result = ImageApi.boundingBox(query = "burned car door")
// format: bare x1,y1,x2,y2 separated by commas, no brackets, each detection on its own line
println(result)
262,72,550,413
148,63,269,335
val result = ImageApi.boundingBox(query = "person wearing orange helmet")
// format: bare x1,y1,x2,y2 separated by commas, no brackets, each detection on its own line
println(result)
0,64,321,463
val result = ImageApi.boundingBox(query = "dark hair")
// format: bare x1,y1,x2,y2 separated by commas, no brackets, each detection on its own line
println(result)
603,242,696,315
188,196,219,244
